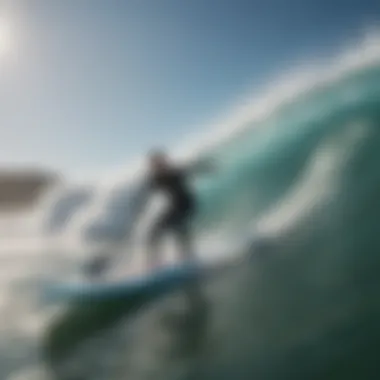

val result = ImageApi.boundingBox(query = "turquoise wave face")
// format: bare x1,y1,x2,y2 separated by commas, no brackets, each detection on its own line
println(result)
192,64,380,235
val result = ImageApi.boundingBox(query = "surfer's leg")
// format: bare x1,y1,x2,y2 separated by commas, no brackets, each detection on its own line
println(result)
177,223,193,261
173,210,194,262
147,208,179,269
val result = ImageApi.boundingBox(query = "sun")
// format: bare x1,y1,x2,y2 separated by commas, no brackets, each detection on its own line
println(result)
0,19,11,56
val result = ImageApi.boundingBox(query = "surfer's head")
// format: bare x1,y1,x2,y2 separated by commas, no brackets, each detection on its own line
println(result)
148,149,170,172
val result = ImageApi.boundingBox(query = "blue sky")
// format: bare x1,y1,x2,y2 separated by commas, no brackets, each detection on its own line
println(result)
1,0,380,176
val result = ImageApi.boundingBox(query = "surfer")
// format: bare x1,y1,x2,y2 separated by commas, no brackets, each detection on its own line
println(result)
85,149,215,277
134,149,215,270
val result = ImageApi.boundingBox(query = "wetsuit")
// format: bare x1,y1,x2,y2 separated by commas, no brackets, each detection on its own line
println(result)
148,167,196,262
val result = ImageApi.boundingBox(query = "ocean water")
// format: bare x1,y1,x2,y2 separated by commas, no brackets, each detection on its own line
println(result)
3,35,380,380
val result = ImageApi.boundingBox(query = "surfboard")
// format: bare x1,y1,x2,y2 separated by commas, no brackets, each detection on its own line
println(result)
42,230,264,305
43,259,230,304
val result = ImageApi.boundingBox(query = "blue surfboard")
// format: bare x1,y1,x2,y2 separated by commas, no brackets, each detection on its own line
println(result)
43,260,227,304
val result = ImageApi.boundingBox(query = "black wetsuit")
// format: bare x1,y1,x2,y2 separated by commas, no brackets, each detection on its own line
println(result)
148,167,195,251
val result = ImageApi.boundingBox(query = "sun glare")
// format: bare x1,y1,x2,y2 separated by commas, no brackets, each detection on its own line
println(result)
0,18,11,56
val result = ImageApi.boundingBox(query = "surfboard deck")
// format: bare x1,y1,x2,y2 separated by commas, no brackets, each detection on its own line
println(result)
43,260,223,303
